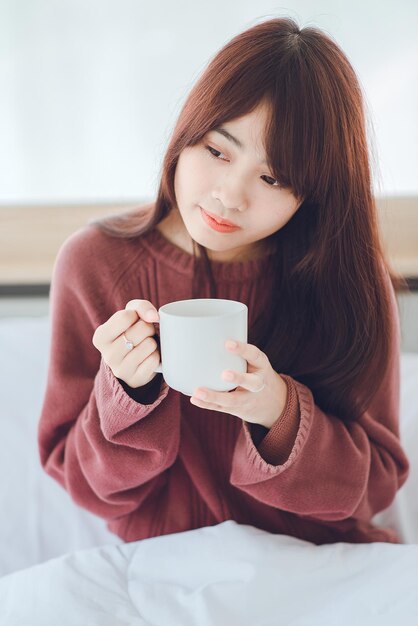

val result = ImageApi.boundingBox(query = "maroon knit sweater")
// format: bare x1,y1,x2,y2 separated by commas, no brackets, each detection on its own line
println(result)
38,223,409,545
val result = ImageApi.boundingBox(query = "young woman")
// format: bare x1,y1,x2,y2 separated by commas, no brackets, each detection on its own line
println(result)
38,17,409,545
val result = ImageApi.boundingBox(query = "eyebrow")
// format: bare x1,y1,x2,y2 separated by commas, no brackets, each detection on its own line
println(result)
212,126,268,166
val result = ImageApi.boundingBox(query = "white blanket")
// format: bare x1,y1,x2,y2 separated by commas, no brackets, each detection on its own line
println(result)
1,520,417,626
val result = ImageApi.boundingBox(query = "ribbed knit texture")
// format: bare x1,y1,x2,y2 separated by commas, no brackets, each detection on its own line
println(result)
38,220,410,545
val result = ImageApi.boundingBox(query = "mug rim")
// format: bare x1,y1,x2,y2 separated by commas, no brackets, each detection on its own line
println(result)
158,298,247,318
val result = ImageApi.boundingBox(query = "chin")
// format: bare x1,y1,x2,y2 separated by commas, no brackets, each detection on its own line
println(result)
193,230,233,251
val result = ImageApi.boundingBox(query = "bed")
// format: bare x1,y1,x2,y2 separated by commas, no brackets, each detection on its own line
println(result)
0,315,417,625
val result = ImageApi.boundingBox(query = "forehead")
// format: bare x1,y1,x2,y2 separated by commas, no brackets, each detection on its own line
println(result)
224,102,270,135
209,103,271,164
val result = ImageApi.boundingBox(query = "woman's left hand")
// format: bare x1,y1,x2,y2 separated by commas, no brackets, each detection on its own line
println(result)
190,339,288,429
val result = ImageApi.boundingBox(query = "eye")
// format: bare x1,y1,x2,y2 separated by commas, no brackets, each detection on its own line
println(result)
204,144,281,188
261,175,280,187
204,145,227,160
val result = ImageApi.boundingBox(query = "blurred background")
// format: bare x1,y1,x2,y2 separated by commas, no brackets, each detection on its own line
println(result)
0,0,417,349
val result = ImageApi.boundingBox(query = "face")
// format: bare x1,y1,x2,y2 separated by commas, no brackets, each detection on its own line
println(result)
172,100,303,262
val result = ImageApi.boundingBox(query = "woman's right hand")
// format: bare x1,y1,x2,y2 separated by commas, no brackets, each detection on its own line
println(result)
92,299,161,388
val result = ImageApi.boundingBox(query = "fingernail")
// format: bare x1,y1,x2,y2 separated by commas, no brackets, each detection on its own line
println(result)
226,340,238,350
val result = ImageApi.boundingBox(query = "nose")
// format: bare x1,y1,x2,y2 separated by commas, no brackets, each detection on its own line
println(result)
211,171,248,212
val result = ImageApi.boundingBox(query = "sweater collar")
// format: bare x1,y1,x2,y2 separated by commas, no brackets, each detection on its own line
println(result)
141,227,276,282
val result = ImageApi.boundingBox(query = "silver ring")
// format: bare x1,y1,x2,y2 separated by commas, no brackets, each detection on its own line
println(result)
123,333,134,351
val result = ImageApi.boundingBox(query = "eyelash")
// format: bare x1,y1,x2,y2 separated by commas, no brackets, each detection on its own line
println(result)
204,145,280,188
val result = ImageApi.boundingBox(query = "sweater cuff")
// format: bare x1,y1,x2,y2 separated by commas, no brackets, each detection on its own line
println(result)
95,359,170,440
117,373,165,405
246,374,300,466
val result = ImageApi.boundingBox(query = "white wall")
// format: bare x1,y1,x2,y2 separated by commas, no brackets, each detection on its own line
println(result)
1,0,417,202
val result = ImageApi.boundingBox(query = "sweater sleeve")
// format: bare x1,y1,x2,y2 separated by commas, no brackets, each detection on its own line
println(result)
230,274,410,523
38,229,181,528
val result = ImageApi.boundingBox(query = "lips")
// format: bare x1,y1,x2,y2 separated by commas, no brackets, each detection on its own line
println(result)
200,207,241,233
200,207,238,227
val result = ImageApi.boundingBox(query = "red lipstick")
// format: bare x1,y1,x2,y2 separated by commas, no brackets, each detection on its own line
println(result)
200,207,240,233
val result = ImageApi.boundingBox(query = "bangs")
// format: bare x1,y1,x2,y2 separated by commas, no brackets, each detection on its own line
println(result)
261,70,325,204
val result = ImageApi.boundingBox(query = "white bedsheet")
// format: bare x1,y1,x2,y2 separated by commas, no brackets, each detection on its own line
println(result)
0,520,417,626
0,317,122,578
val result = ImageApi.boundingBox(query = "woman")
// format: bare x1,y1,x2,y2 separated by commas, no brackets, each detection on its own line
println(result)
38,17,409,545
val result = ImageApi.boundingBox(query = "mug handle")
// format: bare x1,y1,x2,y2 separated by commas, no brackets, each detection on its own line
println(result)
152,320,162,373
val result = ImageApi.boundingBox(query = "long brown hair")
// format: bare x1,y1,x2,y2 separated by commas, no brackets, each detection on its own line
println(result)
93,17,408,421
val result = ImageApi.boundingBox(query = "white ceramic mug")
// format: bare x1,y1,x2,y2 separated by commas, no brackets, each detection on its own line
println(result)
153,298,248,396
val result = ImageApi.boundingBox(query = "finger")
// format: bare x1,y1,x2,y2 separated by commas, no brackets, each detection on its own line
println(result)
93,309,138,348
190,396,227,412
118,317,157,348
191,385,245,410
129,348,161,388
221,369,264,393
225,339,265,369
104,318,157,366
125,299,160,323
111,336,159,381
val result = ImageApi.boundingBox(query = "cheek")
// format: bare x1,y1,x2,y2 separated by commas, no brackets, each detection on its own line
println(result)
175,152,208,199
270,194,300,223
251,204,295,235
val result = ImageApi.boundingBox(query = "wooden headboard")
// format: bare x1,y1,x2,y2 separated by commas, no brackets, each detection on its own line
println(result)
0,197,417,294
0,201,140,294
